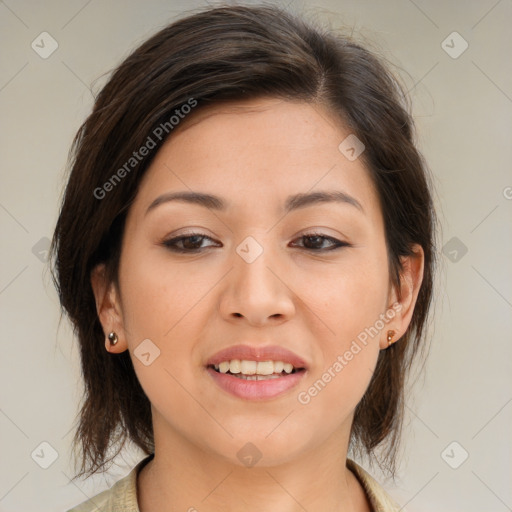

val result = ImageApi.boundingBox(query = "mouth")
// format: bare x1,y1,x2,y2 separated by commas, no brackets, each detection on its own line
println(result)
205,345,308,400
207,359,306,380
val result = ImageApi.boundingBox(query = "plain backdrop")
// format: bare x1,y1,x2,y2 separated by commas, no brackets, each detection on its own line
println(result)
1,1,511,511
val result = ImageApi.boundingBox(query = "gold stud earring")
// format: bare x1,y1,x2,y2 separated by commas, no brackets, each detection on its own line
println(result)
387,330,396,347
108,332,118,346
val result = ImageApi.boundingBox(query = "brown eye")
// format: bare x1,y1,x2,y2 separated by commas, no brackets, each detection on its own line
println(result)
291,233,349,251
162,234,220,253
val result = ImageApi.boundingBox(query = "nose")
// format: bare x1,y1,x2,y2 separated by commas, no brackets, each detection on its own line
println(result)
218,245,296,326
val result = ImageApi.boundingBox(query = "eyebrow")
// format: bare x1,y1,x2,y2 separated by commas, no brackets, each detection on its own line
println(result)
145,189,364,216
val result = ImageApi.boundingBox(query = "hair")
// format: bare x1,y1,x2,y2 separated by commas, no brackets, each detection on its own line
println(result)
51,3,437,480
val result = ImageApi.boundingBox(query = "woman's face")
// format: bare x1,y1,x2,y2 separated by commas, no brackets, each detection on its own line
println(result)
95,98,421,467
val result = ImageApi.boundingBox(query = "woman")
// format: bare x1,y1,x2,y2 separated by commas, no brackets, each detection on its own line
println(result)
52,4,436,511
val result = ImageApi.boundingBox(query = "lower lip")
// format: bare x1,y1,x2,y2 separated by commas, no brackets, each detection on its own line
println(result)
206,367,306,400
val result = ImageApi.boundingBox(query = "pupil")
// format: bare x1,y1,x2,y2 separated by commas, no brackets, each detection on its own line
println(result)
305,235,322,249
184,235,203,249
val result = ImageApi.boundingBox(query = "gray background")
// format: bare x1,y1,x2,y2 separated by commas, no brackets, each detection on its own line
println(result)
1,0,511,511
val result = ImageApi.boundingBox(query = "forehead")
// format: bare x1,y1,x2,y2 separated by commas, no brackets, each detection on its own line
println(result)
170,97,346,153
131,98,381,221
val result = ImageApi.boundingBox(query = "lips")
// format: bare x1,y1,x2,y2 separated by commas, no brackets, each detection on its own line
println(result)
206,344,308,369
205,344,308,400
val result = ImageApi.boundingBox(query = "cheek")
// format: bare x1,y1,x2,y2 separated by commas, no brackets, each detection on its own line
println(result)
117,249,209,426
292,249,389,404
118,245,211,340
297,249,390,343
117,240,233,381
294,274,385,426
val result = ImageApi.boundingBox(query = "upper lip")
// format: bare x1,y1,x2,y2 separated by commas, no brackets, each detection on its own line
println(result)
206,344,308,369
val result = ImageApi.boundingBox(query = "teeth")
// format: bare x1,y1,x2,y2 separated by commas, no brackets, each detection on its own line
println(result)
218,361,230,373
256,361,274,375
229,359,241,373
233,374,282,380
283,363,293,374
274,361,284,373
240,360,257,375
214,360,298,375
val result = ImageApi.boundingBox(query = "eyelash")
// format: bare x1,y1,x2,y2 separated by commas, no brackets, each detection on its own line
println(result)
161,232,350,253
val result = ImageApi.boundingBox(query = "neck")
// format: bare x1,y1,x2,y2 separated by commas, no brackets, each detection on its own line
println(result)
137,414,370,512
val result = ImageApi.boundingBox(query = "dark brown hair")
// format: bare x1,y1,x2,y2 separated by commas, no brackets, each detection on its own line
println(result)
51,4,437,480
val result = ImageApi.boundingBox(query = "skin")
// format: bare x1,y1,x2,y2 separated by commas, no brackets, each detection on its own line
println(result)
91,97,424,512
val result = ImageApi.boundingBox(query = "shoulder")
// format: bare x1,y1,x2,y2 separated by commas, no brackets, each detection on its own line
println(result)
66,455,154,512
65,472,136,512
347,459,404,512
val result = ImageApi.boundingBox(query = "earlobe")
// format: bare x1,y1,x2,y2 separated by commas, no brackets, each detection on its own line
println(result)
386,329,397,347
90,264,127,353
381,244,425,350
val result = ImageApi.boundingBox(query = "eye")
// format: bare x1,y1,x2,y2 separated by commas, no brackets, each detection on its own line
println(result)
162,233,220,253
291,232,350,251
162,231,350,253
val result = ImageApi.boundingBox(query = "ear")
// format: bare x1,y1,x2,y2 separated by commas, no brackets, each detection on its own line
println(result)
380,243,425,349
90,263,128,353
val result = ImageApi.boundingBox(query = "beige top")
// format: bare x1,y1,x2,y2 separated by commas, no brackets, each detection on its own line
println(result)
67,455,402,512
